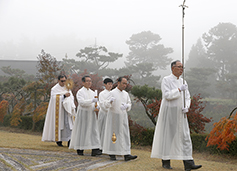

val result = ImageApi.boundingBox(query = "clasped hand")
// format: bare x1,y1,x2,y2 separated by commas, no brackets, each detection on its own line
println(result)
182,107,189,114
179,84,188,91
64,93,70,97
92,98,98,103
120,103,128,110
110,97,115,103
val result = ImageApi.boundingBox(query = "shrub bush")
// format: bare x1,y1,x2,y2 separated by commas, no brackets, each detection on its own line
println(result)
130,126,237,156
191,133,208,152
3,114,11,127
139,128,154,146
2,114,237,156
2,114,45,131
19,116,32,130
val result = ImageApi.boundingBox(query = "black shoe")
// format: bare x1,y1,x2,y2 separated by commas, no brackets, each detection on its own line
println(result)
183,160,202,171
124,155,137,161
67,140,70,147
162,160,173,169
77,149,84,156
56,141,63,147
109,155,116,160
190,165,202,170
91,149,102,156
97,150,102,155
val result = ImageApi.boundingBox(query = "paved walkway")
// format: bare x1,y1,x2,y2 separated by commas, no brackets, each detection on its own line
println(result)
0,147,124,171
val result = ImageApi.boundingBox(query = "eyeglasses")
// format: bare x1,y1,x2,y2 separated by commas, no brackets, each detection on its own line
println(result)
174,66,184,69
60,80,66,82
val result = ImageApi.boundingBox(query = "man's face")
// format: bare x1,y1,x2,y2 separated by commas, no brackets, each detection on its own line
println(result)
58,77,66,87
118,78,127,91
172,61,183,77
83,77,92,89
104,82,113,91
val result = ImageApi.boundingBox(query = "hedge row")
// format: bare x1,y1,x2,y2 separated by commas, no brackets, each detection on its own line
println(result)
190,133,237,156
1,114,237,156
130,128,237,156
0,114,44,132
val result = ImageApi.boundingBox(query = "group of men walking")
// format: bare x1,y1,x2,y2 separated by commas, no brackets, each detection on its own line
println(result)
41,60,202,171
42,75,137,161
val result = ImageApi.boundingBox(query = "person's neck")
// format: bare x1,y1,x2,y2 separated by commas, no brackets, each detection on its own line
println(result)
117,87,123,91
105,88,111,91
84,86,90,90
172,73,180,79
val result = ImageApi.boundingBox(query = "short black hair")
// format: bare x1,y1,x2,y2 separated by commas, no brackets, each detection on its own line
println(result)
171,60,181,69
82,75,91,82
58,74,67,80
103,78,113,84
118,76,127,82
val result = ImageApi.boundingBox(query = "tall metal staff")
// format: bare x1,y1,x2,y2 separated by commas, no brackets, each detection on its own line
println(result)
179,0,188,117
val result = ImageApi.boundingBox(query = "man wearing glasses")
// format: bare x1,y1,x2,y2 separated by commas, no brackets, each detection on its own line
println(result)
42,75,75,147
69,75,102,156
151,60,202,171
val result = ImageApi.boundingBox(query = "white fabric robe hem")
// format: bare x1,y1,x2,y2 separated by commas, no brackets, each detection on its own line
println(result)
102,150,131,156
102,88,132,156
69,145,101,150
69,86,101,151
150,74,192,160
150,155,193,160
42,83,74,142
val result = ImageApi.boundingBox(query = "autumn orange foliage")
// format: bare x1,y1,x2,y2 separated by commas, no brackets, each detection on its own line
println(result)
206,108,237,151
187,94,212,134
146,94,211,133
146,98,161,118
10,98,25,126
33,102,48,123
25,102,48,125
0,100,9,123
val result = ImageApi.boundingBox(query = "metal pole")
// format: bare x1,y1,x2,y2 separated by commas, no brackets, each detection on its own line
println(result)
179,0,188,116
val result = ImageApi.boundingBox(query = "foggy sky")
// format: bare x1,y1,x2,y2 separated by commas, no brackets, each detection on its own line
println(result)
0,0,237,69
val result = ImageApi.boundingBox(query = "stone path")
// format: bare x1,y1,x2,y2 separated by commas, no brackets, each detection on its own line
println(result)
0,148,124,171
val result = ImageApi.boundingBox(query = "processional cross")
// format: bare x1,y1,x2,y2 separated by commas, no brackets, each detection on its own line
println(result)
179,0,188,117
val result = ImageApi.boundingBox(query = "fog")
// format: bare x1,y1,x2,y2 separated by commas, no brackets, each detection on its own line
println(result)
0,0,237,69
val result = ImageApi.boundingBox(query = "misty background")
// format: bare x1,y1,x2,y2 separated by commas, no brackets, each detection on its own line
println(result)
1,0,237,130
1,0,236,68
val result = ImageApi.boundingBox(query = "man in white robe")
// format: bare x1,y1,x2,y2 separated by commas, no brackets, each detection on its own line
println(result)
69,75,102,156
103,77,137,161
42,75,75,147
98,78,114,152
150,60,202,171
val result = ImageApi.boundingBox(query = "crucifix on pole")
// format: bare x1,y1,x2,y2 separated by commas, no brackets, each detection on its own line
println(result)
179,0,188,117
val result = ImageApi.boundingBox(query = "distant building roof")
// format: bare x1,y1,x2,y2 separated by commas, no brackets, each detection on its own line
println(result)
0,60,38,76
